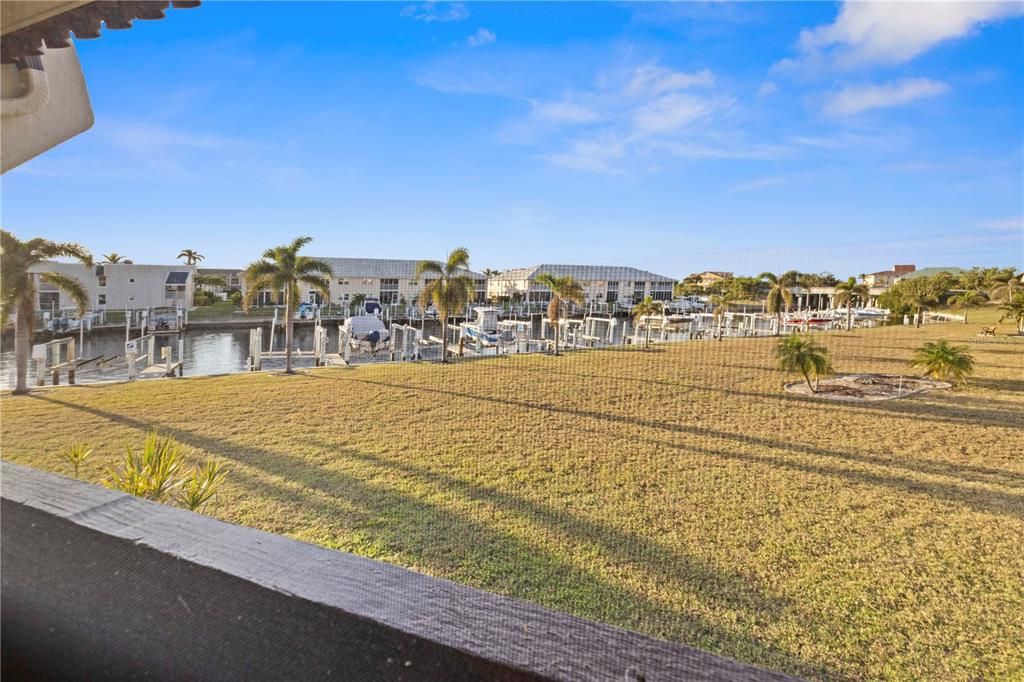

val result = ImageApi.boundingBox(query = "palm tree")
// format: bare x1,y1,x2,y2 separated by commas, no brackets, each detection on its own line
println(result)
631,296,664,348
193,274,226,291
535,273,584,356
903,291,938,328
242,237,332,373
178,249,204,265
910,340,975,385
759,271,796,334
999,293,1024,334
988,270,1022,303
947,289,987,324
415,247,475,363
833,277,869,331
101,252,129,264
1,231,93,394
350,293,367,314
482,268,501,277
775,334,832,393
710,290,737,338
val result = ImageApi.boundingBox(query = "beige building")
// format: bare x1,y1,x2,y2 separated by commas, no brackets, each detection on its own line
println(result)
863,264,915,288
29,262,196,312
687,271,733,289
487,264,675,305
244,258,487,307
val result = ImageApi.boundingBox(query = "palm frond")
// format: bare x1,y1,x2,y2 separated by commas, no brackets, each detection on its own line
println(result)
415,260,445,279
39,272,90,315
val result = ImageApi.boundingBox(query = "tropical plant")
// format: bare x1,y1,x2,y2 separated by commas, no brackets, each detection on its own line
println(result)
243,237,332,373
988,270,1023,303
709,289,737,338
193,274,226,290
106,433,186,502
535,273,585,356
1,230,93,394
631,296,664,348
482,268,501,277
193,290,218,306
178,249,204,265
833,276,869,331
61,442,92,479
415,247,475,363
999,292,1024,334
350,292,367,313
910,340,975,385
903,291,938,328
101,252,129,264
947,289,987,324
178,460,230,512
227,289,242,306
776,334,833,393
759,271,797,334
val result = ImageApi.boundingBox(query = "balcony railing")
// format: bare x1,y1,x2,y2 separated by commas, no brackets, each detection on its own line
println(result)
1,462,792,681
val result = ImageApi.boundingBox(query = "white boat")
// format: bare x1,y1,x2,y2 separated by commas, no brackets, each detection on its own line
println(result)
460,307,514,346
342,313,390,351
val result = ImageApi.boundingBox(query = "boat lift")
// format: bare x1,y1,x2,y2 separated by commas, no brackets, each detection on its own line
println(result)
126,333,184,379
248,320,329,371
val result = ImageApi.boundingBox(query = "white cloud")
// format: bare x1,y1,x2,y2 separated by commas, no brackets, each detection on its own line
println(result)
626,64,714,96
979,216,1024,231
546,135,626,173
823,78,950,116
467,28,496,47
631,93,721,136
757,81,778,97
784,1,1024,69
531,99,601,124
400,2,468,23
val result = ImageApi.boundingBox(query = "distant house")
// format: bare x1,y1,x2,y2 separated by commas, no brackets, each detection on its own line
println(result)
687,271,733,289
488,264,675,304
243,257,488,308
896,266,964,281
863,264,916,288
29,262,195,312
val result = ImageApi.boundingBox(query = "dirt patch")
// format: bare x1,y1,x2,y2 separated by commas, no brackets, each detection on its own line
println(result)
784,373,951,401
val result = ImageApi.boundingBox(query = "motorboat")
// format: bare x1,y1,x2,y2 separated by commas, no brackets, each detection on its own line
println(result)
460,307,514,346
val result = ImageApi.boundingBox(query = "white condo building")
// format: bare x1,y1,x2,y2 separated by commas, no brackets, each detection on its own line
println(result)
487,264,676,305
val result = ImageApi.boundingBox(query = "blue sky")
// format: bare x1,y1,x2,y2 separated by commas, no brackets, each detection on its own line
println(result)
3,1,1022,278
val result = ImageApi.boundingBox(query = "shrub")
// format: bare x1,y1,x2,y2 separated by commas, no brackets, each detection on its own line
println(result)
179,460,229,512
61,442,92,479
776,334,832,393
105,433,184,502
194,289,218,306
227,289,242,305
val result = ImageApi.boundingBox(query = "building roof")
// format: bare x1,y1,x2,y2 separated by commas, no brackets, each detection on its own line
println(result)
692,271,732,278
899,267,965,279
497,264,675,283
164,271,191,285
314,257,485,280
867,270,896,277
198,268,242,277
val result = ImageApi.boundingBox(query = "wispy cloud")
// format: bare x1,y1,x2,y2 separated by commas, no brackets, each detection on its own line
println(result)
979,216,1023,231
777,1,1024,71
730,175,790,193
467,28,496,47
757,81,778,98
626,64,714,96
400,2,468,23
823,78,950,116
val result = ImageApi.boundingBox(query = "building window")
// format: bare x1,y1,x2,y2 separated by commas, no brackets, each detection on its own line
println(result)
39,292,60,310
98,276,107,287
129,278,135,283
98,294,106,306
379,278,399,304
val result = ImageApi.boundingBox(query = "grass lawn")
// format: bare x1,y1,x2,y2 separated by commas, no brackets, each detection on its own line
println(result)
3,308,1022,680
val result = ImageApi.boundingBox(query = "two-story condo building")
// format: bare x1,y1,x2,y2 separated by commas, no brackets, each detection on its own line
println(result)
28,262,195,312
487,264,675,305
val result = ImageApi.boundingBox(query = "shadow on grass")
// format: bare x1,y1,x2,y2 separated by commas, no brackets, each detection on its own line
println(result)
299,374,1024,516
499,364,1024,432
29,394,836,680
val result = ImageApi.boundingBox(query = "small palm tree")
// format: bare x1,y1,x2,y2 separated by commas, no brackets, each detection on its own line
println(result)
910,340,975,385
710,290,736,338
632,296,664,348
903,291,938,328
415,247,475,363
947,289,987,324
535,273,584,356
999,293,1024,334
776,334,832,393
101,252,128,264
482,268,501,277
178,249,204,265
193,274,226,291
2,231,93,394
760,271,796,334
833,277,869,331
350,293,367,314
243,237,332,373
988,271,1022,302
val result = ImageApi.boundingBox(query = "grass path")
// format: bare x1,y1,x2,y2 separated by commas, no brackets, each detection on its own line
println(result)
3,312,1022,679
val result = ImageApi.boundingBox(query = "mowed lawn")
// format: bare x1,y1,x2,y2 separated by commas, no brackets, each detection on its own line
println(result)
3,312,1022,680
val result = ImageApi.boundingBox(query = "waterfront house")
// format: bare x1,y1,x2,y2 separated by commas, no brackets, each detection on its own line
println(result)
687,271,734,289
487,264,675,305
28,262,196,314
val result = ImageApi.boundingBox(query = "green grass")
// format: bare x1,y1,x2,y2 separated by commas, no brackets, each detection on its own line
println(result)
187,300,252,320
3,309,1022,680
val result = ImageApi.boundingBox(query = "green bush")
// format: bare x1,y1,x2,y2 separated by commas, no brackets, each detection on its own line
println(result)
227,289,242,306
194,289,218,306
